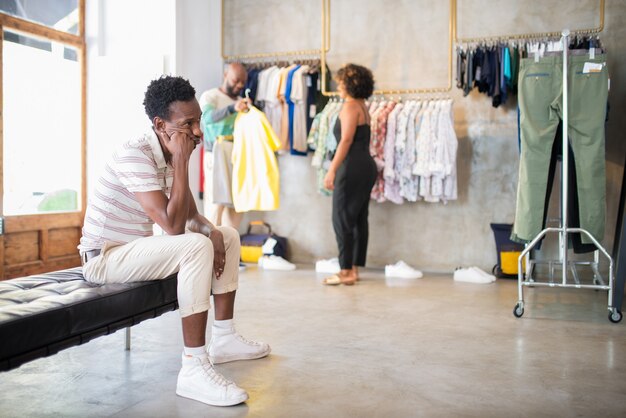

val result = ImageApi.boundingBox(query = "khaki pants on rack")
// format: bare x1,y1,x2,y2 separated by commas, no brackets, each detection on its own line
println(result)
512,54,608,244
82,227,240,318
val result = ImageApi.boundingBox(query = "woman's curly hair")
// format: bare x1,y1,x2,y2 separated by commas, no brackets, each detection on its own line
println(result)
335,63,374,99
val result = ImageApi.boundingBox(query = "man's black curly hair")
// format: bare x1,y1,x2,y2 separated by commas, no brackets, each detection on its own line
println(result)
143,75,196,121
335,63,374,99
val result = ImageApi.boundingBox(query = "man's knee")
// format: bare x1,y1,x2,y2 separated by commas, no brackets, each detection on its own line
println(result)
218,225,240,248
186,232,213,255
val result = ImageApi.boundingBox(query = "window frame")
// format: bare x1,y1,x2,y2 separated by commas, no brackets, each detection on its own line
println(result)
0,0,86,279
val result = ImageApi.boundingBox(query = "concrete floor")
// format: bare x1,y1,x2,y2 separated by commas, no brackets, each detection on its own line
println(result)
1,266,625,418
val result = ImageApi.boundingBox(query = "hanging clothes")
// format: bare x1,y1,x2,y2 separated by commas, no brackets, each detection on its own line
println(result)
231,106,282,212
286,64,311,155
370,101,396,202
244,61,327,156
259,66,283,139
456,35,602,106
309,101,341,195
312,98,458,205
399,101,421,202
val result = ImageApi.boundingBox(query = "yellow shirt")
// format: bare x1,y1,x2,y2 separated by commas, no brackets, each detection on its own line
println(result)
232,106,282,212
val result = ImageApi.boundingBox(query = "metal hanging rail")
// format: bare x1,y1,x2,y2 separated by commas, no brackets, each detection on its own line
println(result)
455,0,604,43
512,28,619,323
321,0,456,96
223,49,323,63
221,0,329,62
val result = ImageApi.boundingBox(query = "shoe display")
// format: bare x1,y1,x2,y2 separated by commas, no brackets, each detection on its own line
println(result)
258,255,296,271
176,354,248,406
384,260,423,279
453,267,496,284
209,327,271,364
315,258,340,274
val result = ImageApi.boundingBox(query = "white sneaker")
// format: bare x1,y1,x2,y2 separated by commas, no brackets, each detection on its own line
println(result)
176,354,248,406
209,327,271,364
453,267,493,284
385,260,423,279
470,266,496,282
258,255,296,271
315,258,340,274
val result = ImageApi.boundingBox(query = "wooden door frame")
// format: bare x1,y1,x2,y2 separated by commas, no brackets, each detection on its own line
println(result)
0,0,86,279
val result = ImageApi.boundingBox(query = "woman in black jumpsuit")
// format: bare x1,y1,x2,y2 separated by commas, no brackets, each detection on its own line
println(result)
323,64,377,286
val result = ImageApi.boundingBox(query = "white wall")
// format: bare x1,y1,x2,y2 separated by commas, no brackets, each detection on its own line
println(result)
174,0,223,210
85,0,177,194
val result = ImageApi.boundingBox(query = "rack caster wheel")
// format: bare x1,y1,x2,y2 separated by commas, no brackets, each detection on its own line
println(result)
608,309,622,324
513,303,524,318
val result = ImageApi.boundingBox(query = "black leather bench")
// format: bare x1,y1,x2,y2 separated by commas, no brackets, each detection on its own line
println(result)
0,267,178,372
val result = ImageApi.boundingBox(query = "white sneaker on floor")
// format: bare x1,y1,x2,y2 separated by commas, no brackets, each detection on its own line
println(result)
453,267,493,284
238,262,247,272
470,266,496,282
315,258,340,274
258,255,296,271
176,354,248,406
209,327,271,364
385,260,423,279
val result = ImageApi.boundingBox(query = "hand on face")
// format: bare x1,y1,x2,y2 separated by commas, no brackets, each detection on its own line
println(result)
161,126,199,162
155,99,203,165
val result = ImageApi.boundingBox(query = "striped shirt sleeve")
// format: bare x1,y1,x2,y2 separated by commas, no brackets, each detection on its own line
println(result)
111,144,162,193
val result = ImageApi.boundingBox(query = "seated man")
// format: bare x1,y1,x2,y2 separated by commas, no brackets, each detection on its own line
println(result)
78,75,270,407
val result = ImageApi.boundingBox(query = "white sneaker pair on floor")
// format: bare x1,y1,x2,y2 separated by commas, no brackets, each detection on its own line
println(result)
453,266,496,284
258,255,296,271
315,257,340,274
385,260,423,279
176,327,271,407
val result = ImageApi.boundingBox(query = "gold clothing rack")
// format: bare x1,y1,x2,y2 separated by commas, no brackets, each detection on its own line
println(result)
223,49,323,63
221,0,329,62
455,0,604,44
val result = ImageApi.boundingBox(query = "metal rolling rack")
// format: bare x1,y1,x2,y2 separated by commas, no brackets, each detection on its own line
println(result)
457,0,610,297
513,29,621,324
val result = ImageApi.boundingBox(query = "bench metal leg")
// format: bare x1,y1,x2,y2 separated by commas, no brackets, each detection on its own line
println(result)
125,327,131,351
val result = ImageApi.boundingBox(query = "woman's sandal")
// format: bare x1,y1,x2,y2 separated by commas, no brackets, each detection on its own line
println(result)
322,274,356,286
322,274,341,285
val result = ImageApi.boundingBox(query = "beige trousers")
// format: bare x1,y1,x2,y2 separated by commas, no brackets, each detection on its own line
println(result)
82,226,240,318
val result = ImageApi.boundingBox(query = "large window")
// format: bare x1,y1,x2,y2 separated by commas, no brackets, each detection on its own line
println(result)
3,31,81,215
0,0,85,279
0,0,79,34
